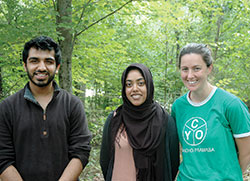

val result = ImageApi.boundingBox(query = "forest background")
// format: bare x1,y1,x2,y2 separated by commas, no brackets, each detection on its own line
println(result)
0,0,250,180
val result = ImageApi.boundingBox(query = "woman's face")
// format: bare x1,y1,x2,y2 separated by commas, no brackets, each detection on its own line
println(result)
125,69,147,106
180,53,212,93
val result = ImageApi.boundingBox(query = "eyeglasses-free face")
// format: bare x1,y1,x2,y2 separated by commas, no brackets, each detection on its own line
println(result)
24,47,60,88
180,53,212,94
125,69,147,106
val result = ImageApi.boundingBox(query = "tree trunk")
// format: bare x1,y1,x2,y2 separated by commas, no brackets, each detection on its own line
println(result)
164,40,169,109
175,30,180,64
55,0,133,93
214,16,223,61
56,0,73,93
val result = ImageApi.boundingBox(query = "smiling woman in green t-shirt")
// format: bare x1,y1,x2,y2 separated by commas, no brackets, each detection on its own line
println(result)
172,43,250,180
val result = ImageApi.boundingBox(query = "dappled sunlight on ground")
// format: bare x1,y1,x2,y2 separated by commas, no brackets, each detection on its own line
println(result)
243,167,250,181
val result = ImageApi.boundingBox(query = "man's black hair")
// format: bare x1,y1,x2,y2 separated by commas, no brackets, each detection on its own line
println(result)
22,36,61,66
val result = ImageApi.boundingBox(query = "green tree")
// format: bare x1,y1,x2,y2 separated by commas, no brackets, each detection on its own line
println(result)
56,0,133,92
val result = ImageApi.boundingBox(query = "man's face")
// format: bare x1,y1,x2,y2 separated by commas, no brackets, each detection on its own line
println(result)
24,47,60,88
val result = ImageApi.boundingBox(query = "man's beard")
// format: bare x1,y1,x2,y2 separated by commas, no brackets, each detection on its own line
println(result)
27,70,56,87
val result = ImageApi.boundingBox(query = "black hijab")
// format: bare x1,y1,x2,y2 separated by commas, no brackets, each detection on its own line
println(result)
111,63,166,181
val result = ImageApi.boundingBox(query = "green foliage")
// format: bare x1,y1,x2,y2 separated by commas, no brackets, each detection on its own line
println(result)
1,0,250,133
80,147,104,180
1,0,250,179
0,0,58,100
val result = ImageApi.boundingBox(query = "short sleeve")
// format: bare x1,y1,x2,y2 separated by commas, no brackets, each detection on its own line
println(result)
226,98,250,138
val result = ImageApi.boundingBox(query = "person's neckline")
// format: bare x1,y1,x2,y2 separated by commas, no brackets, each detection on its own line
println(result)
187,86,217,107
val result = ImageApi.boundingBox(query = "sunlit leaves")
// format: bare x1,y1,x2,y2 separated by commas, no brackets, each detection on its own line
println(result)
1,0,249,106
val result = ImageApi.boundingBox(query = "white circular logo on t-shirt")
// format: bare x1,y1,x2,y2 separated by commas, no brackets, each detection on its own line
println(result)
182,117,207,146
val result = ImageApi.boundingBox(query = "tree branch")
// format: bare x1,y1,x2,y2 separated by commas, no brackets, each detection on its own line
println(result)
0,79,24,99
221,13,239,34
75,0,133,37
75,0,92,29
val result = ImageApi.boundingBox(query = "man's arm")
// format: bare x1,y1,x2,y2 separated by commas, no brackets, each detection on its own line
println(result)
58,158,83,181
0,101,20,181
235,136,250,173
0,165,23,181
63,96,92,180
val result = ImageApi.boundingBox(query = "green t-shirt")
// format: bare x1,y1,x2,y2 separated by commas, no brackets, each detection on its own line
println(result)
172,87,250,181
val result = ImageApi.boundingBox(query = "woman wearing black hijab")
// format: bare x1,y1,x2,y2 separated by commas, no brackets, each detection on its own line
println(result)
100,63,179,181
